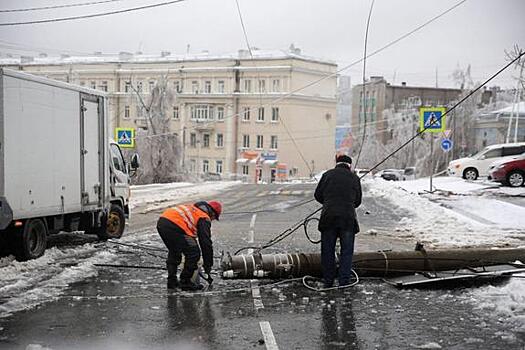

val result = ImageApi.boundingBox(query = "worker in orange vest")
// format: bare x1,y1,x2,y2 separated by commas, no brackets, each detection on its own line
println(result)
157,200,222,291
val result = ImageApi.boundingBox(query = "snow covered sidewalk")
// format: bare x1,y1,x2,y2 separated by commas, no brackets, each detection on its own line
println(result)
365,176,525,248
130,180,240,212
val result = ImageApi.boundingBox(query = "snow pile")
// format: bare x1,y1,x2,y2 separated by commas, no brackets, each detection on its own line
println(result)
366,178,525,247
130,181,240,211
0,246,119,318
469,276,525,330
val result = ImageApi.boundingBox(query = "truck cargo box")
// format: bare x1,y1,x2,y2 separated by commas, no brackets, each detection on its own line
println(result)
0,68,109,230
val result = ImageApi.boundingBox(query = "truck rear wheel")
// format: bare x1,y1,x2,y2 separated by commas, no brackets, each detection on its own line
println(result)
97,204,126,240
16,219,48,261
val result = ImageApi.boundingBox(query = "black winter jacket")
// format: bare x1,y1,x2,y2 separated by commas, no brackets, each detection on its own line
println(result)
314,164,362,233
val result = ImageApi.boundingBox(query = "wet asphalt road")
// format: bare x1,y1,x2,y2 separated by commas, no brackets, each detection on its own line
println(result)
1,182,525,349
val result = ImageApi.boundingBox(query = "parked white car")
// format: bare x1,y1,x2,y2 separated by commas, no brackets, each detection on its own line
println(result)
447,142,525,180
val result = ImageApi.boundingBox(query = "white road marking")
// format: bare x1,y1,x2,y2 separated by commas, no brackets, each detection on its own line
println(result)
259,321,279,350
248,214,264,310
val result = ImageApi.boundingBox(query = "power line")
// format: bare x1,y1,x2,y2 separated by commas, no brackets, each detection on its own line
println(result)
131,0,468,141
354,0,375,169
235,0,313,174
365,51,525,176
0,0,188,26
0,0,126,13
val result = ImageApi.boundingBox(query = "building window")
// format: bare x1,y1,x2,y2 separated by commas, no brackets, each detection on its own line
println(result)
272,79,280,92
191,105,215,121
190,159,196,172
99,81,108,92
192,81,199,94
204,81,211,94
217,106,224,121
258,79,266,93
242,165,249,175
242,107,251,121
257,107,265,122
124,105,130,119
244,79,252,93
256,135,264,149
218,80,225,93
137,81,143,92
173,106,179,120
203,160,209,173
216,133,224,147
125,81,131,92
149,81,155,92
270,135,278,149
90,81,96,89
80,81,86,87
190,133,197,147
174,80,182,93
203,133,210,148
216,160,223,174
242,134,250,148
271,107,279,122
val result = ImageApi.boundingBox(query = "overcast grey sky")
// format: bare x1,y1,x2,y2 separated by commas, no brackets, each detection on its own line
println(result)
1,0,524,88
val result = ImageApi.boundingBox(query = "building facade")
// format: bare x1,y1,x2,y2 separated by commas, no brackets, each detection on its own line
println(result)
474,102,525,150
1,49,337,182
351,76,462,144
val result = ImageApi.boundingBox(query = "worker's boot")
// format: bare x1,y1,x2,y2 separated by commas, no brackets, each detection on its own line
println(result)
167,264,179,290
179,279,204,291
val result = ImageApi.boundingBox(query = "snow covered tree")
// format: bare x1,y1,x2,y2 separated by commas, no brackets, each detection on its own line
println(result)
127,75,182,184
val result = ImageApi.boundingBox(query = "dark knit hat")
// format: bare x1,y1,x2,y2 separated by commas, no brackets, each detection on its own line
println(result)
336,154,352,164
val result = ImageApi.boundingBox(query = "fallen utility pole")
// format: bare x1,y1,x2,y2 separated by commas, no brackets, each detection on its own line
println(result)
221,247,525,279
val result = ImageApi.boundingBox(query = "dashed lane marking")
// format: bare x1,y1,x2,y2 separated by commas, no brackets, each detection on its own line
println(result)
259,321,279,350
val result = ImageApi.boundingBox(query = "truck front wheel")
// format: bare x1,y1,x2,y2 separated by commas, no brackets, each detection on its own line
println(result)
16,219,48,261
97,204,126,240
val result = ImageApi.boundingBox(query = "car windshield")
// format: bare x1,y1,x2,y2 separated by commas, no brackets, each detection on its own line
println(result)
471,149,487,159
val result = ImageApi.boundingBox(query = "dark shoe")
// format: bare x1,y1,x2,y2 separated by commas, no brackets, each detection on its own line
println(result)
180,280,204,291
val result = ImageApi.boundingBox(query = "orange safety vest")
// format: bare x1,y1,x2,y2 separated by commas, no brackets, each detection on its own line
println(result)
160,204,211,237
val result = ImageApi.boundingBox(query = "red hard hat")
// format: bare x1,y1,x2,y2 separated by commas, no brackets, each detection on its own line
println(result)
207,200,222,220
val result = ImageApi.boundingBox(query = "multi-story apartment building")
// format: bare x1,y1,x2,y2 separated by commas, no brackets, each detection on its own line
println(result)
1,48,337,182
351,76,462,144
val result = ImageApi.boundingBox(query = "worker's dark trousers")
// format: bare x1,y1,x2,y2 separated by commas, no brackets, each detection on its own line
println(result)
321,228,355,286
157,217,201,283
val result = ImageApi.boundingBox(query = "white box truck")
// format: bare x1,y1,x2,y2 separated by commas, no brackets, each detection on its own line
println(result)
0,69,138,260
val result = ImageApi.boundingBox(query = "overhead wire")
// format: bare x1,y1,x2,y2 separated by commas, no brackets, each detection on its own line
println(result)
0,0,188,26
126,0,469,142
233,0,313,174
0,0,127,13
354,0,375,169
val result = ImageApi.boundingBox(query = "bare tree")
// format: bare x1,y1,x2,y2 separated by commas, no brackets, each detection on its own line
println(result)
128,75,182,184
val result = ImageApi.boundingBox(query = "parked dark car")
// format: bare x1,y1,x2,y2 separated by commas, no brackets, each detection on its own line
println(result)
488,153,525,187
378,169,403,181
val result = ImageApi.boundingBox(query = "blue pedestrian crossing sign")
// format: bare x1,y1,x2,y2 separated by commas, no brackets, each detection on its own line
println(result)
115,128,135,148
441,138,453,152
420,107,446,133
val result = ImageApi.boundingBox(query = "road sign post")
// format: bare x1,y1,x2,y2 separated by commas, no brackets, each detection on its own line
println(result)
420,107,447,193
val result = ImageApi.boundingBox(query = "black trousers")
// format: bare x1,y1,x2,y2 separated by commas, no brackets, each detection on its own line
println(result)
157,217,201,281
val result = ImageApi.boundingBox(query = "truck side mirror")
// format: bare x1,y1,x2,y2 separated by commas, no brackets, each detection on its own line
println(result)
130,153,140,169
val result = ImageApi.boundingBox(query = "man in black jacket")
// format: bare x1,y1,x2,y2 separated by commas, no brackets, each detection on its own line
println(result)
314,155,362,287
